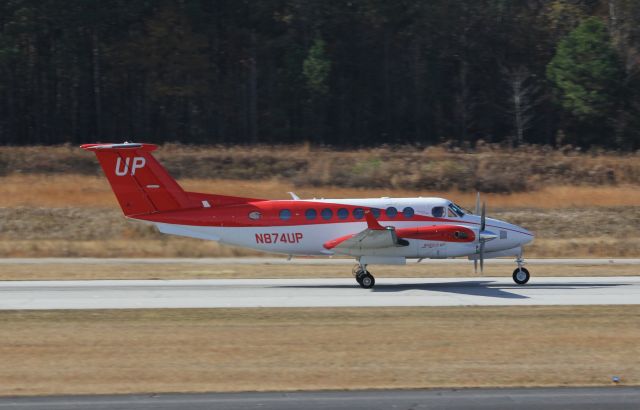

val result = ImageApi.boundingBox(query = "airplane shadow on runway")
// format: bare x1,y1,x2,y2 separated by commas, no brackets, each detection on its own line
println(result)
276,281,627,300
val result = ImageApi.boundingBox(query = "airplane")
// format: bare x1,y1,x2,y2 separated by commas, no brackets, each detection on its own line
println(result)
81,142,534,289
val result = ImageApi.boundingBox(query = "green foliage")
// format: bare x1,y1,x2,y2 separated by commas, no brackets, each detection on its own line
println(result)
303,37,331,97
546,17,623,120
0,1,637,148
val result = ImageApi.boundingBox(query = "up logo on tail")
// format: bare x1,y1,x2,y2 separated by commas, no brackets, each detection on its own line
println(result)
115,157,146,176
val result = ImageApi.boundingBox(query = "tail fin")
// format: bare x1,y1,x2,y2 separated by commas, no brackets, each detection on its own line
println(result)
81,142,194,216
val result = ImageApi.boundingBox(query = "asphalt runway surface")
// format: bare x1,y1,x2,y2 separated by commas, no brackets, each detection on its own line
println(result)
1,276,639,309
1,388,639,410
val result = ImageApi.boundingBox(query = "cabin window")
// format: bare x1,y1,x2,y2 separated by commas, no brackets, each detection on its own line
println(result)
432,206,445,218
337,208,349,219
370,208,381,218
385,206,398,218
305,209,317,220
353,208,365,219
279,209,292,220
248,211,262,220
402,207,415,218
321,208,333,220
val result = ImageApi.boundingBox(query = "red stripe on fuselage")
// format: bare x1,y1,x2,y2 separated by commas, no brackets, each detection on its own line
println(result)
133,200,451,227
131,198,531,238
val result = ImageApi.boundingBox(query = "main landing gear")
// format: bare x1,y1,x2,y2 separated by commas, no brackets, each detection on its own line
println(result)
353,264,375,289
512,256,530,285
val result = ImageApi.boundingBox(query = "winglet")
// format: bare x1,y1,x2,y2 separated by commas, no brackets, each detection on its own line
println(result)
365,210,385,230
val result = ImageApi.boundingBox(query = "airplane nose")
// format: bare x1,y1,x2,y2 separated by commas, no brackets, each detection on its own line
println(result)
516,225,534,245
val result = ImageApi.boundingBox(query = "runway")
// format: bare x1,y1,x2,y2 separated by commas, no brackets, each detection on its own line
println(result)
1,388,639,410
1,276,639,309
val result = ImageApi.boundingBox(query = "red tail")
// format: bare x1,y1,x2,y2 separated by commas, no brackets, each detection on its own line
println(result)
81,143,194,216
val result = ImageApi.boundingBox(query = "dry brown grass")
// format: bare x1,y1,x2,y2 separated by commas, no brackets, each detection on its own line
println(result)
2,144,640,193
2,174,640,208
0,306,638,396
0,262,637,281
0,239,258,258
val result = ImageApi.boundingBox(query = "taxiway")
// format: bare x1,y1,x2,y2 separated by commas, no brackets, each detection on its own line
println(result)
1,388,639,410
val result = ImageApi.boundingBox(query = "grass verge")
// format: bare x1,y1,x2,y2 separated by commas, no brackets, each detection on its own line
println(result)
2,174,640,208
0,263,637,281
0,306,638,396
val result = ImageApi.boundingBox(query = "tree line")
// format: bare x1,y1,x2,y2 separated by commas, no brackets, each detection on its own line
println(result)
0,0,638,148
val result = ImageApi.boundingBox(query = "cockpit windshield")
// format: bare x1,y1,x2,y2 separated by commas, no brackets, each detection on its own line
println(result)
448,203,465,217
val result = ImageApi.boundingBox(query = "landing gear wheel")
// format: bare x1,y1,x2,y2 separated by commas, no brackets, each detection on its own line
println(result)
513,267,530,285
359,272,375,289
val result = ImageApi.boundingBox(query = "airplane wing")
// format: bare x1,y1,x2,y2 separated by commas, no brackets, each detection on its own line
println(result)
323,212,409,252
323,211,476,253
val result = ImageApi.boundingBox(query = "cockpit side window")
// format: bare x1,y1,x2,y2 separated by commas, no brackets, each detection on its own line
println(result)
432,206,445,218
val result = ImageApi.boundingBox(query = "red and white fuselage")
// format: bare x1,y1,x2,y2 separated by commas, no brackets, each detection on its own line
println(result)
143,197,532,260
81,143,534,280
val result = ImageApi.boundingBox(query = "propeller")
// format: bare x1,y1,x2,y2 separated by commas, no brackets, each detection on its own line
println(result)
474,191,481,273
474,196,497,274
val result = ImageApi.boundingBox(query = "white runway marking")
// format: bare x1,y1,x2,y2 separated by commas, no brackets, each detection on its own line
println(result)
1,277,639,310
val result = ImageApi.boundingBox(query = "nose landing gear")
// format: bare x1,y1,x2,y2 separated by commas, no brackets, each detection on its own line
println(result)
353,264,375,289
512,256,530,285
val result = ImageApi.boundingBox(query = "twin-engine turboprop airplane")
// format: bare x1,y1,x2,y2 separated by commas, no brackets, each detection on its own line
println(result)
82,142,534,288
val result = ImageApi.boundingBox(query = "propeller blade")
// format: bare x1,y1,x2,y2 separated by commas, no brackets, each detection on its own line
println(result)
479,241,485,273
481,202,486,232
474,258,478,274
475,192,480,215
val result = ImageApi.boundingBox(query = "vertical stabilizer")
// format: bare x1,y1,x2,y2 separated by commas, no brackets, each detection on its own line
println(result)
81,142,194,216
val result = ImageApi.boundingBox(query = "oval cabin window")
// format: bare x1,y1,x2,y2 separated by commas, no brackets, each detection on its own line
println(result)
402,207,415,218
321,208,333,220
305,209,317,220
386,207,398,218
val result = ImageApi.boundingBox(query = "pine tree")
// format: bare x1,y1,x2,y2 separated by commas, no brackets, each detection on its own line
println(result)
547,17,623,121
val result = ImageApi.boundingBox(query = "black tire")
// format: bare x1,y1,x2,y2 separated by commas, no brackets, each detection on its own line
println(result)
359,272,375,289
512,267,530,285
